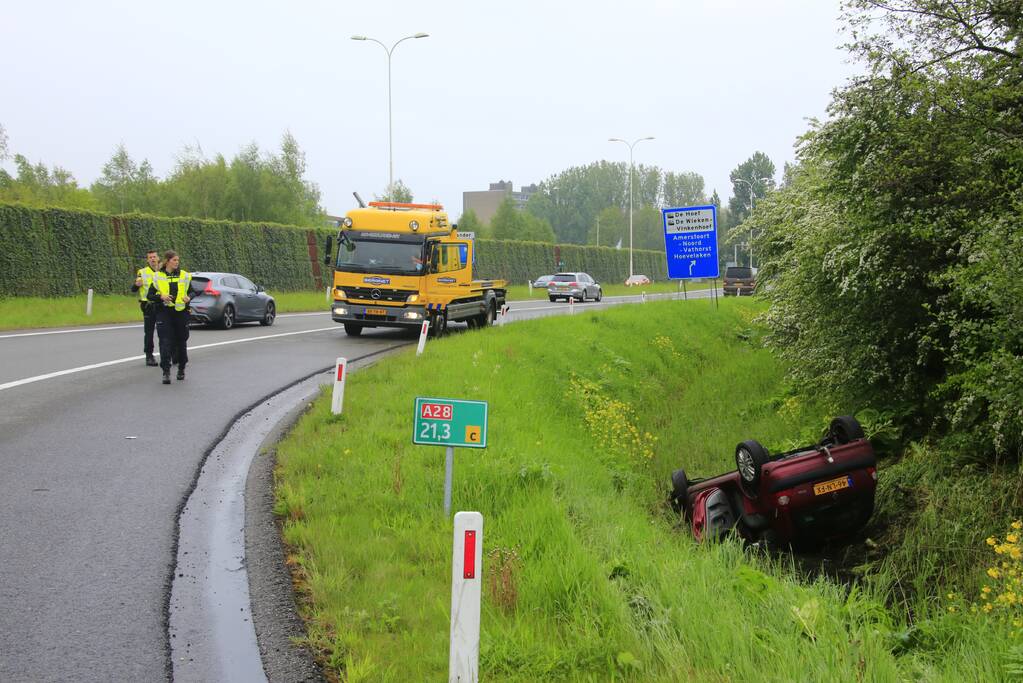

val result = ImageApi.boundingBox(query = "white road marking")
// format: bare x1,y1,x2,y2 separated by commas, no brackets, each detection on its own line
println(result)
0,324,145,339
0,326,340,392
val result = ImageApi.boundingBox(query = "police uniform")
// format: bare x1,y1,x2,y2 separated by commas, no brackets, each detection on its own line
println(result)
131,265,159,365
149,268,193,383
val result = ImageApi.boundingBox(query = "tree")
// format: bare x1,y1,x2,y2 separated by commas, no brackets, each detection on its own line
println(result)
92,144,158,214
490,198,555,242
726,152,775,226
377,180,413,203
456,209,484,235
754,0,1023,460
662,171,706,207
0,123,8,162
0,154,97,209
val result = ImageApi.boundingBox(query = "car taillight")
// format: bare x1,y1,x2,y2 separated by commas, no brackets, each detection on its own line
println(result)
869,467,877,480
777,495,790,506
204,281,221,296
570,282,578,287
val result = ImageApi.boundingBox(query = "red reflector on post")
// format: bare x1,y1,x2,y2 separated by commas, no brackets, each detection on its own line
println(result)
336,364,344,381
463,530,476,579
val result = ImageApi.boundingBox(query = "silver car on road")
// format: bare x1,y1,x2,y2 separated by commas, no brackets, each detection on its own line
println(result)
547,272,602,302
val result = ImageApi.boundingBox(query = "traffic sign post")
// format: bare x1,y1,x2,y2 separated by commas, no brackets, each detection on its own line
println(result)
449,511,483,683
413,397,488,515
662,205,719,280
331,357,347,415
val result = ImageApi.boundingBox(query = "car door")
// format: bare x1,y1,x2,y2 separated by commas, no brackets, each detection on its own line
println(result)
234,275,261,320
581,273,594,298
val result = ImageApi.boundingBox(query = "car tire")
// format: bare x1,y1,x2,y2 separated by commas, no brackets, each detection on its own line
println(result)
549,296,557,303
260,301,276,326
829,415,865,444
220,304,235,330
343,323,363,336
595,288,602,302
669,468,691,516
578,291,586,303
736,439,770,498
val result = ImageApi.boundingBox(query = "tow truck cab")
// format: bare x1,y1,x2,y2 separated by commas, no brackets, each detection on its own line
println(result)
326,201,507,336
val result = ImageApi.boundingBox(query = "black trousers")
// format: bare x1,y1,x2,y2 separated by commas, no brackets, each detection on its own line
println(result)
156,308,190,372
140,302,157,356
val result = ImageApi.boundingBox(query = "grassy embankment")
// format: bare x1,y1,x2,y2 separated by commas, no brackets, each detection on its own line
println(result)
0,290,333,330
0,281,712,330
273,298,1019,681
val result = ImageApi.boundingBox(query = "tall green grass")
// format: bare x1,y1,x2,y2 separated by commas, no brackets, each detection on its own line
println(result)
274,299,1015,681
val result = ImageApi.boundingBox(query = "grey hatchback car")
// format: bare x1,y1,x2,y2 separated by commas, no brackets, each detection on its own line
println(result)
547,272,602,302
188,272,276,329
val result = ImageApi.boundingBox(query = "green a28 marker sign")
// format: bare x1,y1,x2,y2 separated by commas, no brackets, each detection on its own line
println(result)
413,397,488,448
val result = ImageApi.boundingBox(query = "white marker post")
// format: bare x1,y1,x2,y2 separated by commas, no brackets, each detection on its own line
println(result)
331,357,347,415
528,281,533,297
416,320,429,356
86,289,94,316
642,291,647,303
449,511,483,683
569,297,575,315
499,304,509,326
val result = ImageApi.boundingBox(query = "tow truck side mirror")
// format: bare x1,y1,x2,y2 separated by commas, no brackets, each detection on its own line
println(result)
323,236,333,265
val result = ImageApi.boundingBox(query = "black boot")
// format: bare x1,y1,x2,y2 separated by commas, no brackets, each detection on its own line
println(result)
162,370,171,385
146,355,158,367
177,366,185,381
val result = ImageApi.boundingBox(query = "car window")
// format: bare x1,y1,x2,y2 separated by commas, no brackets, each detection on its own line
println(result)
552,274,576,282
191,277,210,294
236,275,256,291
221,276,241,289
725,267,753,279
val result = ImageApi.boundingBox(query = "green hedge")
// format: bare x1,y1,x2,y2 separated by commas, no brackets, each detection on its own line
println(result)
0,203,334,296
0,203,670,296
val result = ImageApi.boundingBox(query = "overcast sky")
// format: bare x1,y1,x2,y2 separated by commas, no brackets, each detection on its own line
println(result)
2,0,858,217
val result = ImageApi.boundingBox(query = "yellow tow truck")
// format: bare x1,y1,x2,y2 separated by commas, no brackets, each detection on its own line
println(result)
325,201,507,336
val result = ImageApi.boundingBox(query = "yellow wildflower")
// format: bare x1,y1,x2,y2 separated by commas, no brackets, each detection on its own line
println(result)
984,603,994,613
1012,521,1022,530
983,585,992,594
1007,533,1019,544
989,568,1001,579
988,537,998,546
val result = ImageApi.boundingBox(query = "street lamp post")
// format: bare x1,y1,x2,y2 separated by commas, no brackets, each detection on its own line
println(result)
609,136,654,279
730,176,770,268
351,32,429,195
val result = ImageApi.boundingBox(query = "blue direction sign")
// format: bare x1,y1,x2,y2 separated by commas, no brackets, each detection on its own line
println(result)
662,205,719,279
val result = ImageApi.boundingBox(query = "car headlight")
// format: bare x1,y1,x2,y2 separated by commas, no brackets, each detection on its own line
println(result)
403,311,421,320
333,306,348,315
334,288,347,299
406,294,419,303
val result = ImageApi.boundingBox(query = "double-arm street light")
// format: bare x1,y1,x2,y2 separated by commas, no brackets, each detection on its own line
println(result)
730,175,771,268
608,136,654,278
351,32,429,194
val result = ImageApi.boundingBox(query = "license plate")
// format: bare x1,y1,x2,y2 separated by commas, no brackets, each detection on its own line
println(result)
813,476,851,495
365,307,388,316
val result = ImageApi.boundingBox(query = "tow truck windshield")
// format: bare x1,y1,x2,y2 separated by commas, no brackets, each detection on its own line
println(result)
336,235,426,276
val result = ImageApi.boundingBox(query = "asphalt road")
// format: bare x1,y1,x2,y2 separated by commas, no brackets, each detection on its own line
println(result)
0,290,714,681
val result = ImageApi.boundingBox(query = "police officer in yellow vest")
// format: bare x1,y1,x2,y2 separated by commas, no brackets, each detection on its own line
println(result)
131,249,160,366
147,250,194,385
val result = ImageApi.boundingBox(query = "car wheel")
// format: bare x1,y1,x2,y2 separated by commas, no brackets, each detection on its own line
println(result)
595,288,602,302
343,323,363,336
220,304,235,330
549,296,557,303
829,415,865,444
669,468,691,516
260,301,276,326
735,439,770,498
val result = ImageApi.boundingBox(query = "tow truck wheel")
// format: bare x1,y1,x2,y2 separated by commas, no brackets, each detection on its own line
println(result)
343,323,363,336
829,415,865,444
430,311,447,337
736,439,770,498
478,302,495,328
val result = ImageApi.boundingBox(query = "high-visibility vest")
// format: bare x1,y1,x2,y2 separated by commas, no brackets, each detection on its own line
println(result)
153,269,193,312
136,265,157,302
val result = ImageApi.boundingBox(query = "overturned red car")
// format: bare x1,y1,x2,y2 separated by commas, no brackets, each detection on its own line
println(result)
669,416,877,547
